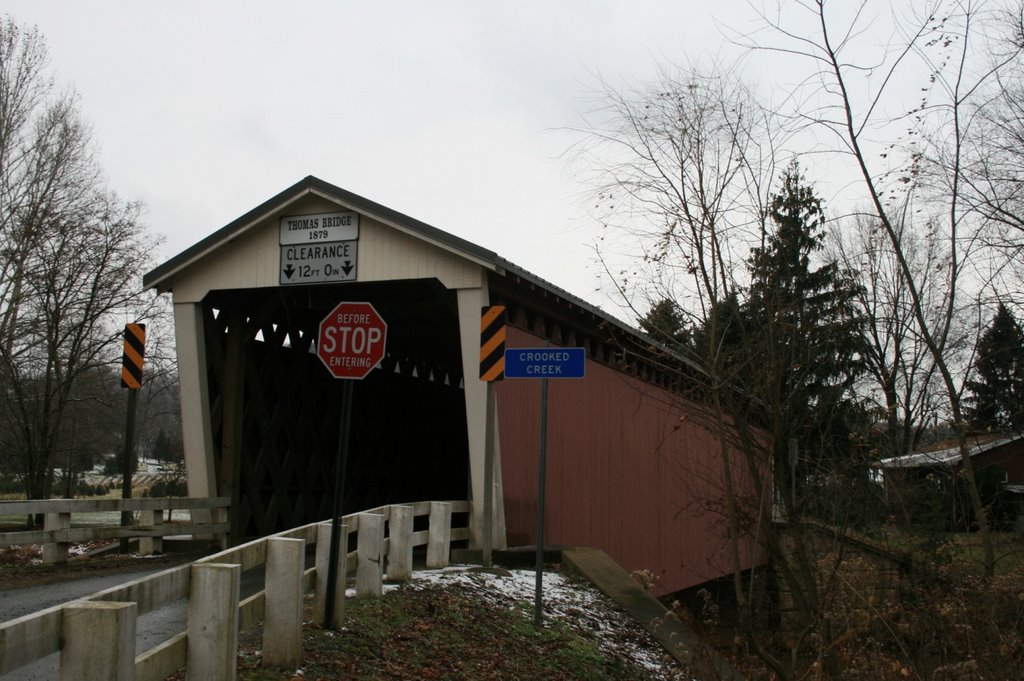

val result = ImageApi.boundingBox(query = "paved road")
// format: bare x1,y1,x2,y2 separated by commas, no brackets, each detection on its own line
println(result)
0,566,181,621
0,564,196,681
0,561,270,681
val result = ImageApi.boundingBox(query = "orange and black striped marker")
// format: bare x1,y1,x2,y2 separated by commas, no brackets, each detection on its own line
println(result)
480,306,506,382
121,323,146,389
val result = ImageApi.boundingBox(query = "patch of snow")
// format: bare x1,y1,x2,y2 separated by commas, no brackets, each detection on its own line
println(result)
376,565,688,680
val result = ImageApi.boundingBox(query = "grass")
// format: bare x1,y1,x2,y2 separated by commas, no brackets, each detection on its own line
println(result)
233,581,661,681
872,526,1024,575
945,531,1024,572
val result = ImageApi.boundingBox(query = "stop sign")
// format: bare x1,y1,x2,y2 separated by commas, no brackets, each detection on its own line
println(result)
317,301,387,379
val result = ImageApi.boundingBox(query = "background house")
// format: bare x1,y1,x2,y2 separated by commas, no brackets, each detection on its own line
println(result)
877,435,1024,531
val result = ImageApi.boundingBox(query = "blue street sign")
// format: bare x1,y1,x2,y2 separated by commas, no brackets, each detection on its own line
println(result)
504,347,585,379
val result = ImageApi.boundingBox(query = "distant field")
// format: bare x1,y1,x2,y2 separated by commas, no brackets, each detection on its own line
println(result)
0,509,190,529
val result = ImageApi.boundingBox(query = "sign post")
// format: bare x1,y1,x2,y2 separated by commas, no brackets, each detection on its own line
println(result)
317,302,387,629
479,306,506,568
503,343,585,628
119,323,146,553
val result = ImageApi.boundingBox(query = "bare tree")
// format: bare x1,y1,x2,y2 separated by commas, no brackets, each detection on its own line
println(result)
745,0,1024,577
573,61,878,679
0,16,162,502
574,3,1023,676
958,5,1024,294
134,305,184,465
830,209,946,461
573,61,777,320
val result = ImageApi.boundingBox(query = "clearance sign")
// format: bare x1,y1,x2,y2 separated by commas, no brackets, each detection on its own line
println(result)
279,211,359,285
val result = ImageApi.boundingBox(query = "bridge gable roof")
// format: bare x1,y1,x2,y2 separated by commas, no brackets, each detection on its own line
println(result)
143,175,500,292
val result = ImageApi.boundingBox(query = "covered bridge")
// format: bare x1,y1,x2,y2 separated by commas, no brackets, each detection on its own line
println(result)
143,176,762,595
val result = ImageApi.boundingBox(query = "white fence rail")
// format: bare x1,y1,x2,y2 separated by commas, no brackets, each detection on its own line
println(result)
0,499,470,681
0,497,232,562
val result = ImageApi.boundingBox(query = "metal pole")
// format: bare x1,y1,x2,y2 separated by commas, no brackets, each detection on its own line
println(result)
533,374,550,629
789,437,798,520
324,379,354,629
483,381,496,567
120,388,138,553
66,419,75,498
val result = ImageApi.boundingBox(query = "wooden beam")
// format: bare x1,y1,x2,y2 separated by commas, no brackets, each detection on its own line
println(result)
220,309,248,546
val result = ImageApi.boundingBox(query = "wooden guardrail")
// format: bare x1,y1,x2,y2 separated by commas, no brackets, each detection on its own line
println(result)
0,497,232,562
0,499,471,681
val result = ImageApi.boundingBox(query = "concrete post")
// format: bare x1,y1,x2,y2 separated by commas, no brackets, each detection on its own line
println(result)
60,601,137,681
43,512,71,564
387,505,413,582
356,513,385,597
314,521,347,627
426,502,452,569
187,563,240,681
138,509,163,555
262,537,305,669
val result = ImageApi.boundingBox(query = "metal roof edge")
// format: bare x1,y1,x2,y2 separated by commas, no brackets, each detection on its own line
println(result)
494,256,708,377
140,176,717,394
143,175,500,291
877,433,1024,468
495,256,639,337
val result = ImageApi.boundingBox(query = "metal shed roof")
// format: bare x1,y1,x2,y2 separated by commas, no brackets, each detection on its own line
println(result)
877,434,1024,469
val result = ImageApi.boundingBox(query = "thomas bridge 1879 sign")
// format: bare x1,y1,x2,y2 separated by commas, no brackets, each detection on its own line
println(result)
280,211,359,285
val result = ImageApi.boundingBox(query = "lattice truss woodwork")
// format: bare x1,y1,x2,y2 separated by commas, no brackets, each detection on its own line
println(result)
202,282,469,540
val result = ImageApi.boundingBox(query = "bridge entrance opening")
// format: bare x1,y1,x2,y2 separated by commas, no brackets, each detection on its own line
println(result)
201,278,468,540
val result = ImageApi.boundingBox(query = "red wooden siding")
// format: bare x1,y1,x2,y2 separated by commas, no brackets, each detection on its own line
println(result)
498,327,765,596
975,439,1024,483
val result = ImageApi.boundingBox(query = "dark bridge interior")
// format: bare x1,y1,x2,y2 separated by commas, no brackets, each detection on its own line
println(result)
202,279,469,540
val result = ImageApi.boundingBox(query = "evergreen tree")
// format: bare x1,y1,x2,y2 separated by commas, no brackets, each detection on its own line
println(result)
967,303,1024,432
742,163,866,506
638,298,691,349
151,427,185,466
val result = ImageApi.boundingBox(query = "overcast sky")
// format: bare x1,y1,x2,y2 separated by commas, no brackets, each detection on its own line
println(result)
5,1,795,315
